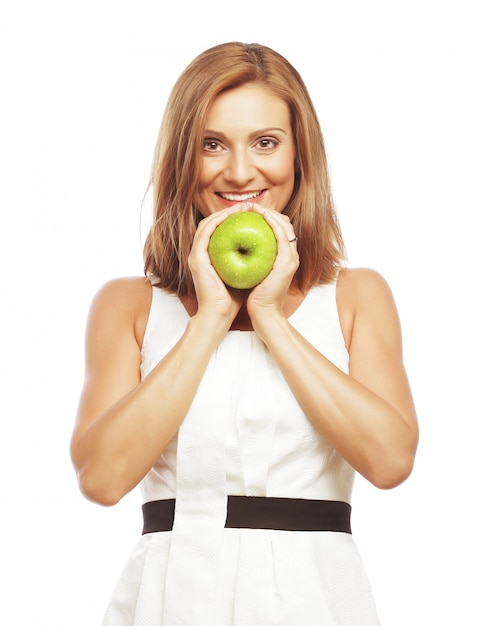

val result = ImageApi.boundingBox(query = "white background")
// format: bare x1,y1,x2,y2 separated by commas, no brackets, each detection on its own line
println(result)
1,1,478,624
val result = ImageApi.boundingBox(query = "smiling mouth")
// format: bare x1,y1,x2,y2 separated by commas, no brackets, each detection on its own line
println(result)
216,190,264,202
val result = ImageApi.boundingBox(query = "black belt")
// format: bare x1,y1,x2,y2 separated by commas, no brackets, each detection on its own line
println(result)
142,496,351,534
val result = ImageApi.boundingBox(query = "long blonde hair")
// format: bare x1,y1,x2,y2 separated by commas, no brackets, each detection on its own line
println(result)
143,42,345,296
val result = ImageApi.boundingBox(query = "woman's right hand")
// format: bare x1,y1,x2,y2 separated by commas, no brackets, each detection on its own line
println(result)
188,207,245,326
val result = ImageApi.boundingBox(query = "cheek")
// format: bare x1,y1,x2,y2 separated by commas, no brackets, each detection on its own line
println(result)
198,159,220,189
194,177,216,217
276,143,295,175
275,151,296,189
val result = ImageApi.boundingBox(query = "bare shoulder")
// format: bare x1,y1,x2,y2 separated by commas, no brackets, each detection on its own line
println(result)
338,266,392,293
336,267,398,350
91,276,151,305
74,277,153,453
88,276,152,349
337,267,396,308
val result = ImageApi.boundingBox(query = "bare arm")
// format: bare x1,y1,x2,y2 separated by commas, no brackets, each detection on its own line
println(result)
70,211,247,505
246,208,418,489
70,278,235,505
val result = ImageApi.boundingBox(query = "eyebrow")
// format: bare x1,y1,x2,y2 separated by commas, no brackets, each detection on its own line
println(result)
203,127,288,139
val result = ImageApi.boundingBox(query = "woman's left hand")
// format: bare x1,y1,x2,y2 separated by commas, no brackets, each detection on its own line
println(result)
245,205,299,325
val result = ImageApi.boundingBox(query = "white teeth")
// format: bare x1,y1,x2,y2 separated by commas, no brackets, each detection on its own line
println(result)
219,191,262,201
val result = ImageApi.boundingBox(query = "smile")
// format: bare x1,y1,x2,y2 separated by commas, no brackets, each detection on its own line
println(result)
217,190,264,202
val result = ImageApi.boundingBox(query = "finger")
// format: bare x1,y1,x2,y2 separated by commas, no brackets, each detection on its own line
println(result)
252,207,297,248
195,203,251,242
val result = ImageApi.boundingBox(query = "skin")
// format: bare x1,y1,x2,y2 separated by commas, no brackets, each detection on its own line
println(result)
71,84,418,506
196,83,296,216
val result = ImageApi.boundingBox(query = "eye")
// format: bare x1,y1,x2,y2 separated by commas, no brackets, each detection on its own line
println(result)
202,139,224,153
254,137,279,151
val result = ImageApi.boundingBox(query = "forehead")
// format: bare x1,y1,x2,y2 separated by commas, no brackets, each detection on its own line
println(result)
205,84,291,131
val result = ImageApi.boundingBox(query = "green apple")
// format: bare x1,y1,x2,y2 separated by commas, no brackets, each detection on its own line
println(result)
208,212,277,289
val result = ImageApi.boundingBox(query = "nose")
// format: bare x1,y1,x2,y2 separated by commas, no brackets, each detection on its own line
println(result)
223,148,256,186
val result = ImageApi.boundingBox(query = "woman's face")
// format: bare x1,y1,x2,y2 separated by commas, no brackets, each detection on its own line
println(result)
196,83,296,217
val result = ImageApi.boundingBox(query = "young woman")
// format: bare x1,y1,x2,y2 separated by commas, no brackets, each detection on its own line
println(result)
71,42,418,625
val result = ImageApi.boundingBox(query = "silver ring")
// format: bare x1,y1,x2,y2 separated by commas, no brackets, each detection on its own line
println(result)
288,237,298,243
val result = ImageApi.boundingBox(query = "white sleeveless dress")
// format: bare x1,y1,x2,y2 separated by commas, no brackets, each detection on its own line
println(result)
101,278,380,625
